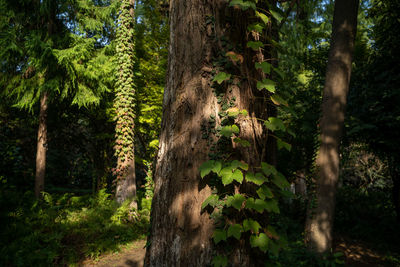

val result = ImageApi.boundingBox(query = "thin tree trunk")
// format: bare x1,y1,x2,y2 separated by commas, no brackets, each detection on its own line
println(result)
305,0,359,253
114,0,137,206
145,1,275,266
35,91,48,198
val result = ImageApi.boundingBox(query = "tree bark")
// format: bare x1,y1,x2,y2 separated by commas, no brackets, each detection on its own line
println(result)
35,91,49,198
145,1,275,266
305,0,359,253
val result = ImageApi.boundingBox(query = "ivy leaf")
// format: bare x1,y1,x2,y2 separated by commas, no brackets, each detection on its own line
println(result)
245,197,255,209
247,41,263,50
199,160,215,178
270,10,283,23
227,224,242,240
201,194,219,210
261,162,277,176
277,138,291,151
270,94,288,106
246,172,267,185
257,79,275,92
213,72,231,84
220,167,234,185
256,11,270,25
232,169,244,183
213,229,227,244
256,185,274,200
271,172,290,189
250,233,270,253
212,255,228,267
247,23,264,33
220,125,240,138
255,62,271,75
231,160,248,171
264,199,280,213
253,199,268,213
213,160,223,174
227,194,246,210
264,117,285,132
243,219,261,233
199,160,222,178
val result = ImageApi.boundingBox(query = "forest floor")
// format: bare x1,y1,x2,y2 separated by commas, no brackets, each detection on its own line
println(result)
82,237,397,267
82,240,146,267
334,235,399,266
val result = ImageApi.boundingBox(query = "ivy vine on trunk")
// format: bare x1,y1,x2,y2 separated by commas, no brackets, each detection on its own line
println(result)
113,0,137,206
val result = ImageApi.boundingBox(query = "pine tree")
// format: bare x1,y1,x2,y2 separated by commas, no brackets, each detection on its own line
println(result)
0,0,117,197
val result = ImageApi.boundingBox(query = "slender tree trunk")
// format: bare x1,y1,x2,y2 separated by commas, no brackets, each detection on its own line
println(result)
145,1,275,266
114,0,137,206
35,91,48,198
305,0,359,253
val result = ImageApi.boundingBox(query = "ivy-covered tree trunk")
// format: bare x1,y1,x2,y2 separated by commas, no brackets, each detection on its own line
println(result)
305,0,359,253
145,1,276,266
114,0,137,205
35,91,48,198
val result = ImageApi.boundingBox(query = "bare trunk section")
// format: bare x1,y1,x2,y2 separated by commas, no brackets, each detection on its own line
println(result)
305,0,359,253
145,1,275,266
115,157,137,206
35,91,48,198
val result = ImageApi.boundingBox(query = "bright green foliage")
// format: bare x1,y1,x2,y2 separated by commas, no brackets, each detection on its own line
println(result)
227,224,242,240
133,0,168,163
0,0,117,110
243,219,261,233
250,233,269,252
113,0,136,179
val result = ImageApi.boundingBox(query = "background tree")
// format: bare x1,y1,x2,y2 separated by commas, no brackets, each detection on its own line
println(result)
113,0,137,205
305,0,359,253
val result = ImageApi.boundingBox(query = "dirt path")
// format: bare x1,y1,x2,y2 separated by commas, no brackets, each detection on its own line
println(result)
83,240,146,267
82,237,397,266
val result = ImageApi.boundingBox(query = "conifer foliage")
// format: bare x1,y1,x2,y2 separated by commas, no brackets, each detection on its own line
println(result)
113,0,137,205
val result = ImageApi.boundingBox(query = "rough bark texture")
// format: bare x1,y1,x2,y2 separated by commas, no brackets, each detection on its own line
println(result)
145,1,275,266
35,91,49,198
305,0,359,253
115,157,137,205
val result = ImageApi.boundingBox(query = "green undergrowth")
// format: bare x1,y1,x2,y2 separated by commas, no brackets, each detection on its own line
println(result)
0,188,150,266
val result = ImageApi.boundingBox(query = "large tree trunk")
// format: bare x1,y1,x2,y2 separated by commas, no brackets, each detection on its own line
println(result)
114,0,137,206
145,1,275,266
305,0,359,253
35,91,48,198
